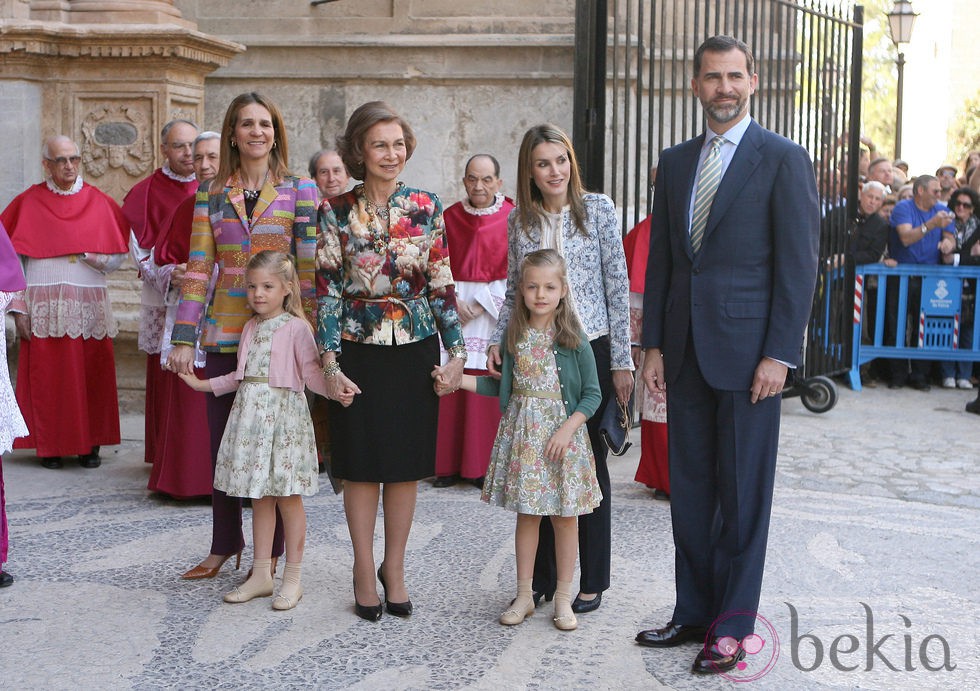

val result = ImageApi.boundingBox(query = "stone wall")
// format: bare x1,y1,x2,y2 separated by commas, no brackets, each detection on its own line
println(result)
175,0,579,202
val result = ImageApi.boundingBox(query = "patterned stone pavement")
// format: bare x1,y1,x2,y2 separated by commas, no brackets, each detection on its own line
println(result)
1,382,978,689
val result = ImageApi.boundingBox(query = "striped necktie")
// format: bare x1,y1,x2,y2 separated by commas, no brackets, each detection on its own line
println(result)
690,135,725,253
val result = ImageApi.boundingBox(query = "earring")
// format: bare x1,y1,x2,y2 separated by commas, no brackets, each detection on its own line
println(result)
272,141,277,149
231,140,237,148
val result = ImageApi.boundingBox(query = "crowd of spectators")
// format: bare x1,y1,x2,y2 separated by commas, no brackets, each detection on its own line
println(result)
824,138,980,413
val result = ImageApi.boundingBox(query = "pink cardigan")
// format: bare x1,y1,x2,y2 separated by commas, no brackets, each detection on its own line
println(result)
210,315,328,398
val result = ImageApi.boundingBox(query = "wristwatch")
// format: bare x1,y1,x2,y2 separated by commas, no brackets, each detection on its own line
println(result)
920,224,928,235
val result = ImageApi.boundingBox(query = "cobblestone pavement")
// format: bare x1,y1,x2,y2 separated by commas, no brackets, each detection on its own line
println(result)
1,382,978,689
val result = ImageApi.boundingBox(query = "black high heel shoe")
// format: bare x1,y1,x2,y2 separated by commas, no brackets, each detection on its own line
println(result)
378,564,413,617
533,590,554,607
353,577,382,622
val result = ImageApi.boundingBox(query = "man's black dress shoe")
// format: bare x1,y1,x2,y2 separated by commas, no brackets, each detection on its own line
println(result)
966,397,980,415
635,622,708,648
432,475,456,488
908,378,931,392
40,456,63,469
692,640,746,674
571,591,602,613
79,446,101,468
0,570,13,588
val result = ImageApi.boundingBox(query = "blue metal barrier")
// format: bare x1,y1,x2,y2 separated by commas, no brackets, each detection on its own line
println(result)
850,264,980,390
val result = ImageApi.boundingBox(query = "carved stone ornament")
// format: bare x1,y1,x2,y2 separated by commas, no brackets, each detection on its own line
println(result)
80,102,154,197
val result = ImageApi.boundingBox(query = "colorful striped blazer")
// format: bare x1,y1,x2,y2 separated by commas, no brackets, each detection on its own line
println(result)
172,175,318,352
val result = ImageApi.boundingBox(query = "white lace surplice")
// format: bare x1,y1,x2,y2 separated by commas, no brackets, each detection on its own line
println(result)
0,292,28,453
22,255,122,339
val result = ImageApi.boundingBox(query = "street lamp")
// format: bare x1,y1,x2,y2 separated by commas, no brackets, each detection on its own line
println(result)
887,0,918,159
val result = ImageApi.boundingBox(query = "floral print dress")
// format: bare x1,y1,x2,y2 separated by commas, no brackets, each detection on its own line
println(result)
482,327,601,517
213,313,318,498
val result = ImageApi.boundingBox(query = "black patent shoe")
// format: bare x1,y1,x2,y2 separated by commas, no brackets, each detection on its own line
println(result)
40,456,63,469
0,571,13,588
378,564,413,617
571,591,602,613
432,475,456,488
353,578,382,622
692,639,746,674
636,622,709,648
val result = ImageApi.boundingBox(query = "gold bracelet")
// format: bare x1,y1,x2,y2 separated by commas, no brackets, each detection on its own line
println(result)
322,361,342,377
447,344,467,360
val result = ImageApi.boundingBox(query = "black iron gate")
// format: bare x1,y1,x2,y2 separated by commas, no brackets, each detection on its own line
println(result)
573,0,864,388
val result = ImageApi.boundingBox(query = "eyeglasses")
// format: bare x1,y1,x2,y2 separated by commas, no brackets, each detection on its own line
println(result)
954,200,974,209
938,170,956,178
45,155,81,167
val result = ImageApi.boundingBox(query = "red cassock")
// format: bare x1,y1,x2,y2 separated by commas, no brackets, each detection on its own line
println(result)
435,199,512,480
623,216,670,495
2,183,128,458
122,170,198,466
144,195,212,498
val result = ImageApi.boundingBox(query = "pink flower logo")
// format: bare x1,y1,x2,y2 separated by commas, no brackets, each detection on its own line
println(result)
706,611,779,682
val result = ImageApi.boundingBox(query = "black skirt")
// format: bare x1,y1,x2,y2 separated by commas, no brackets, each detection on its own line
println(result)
328,336,440,482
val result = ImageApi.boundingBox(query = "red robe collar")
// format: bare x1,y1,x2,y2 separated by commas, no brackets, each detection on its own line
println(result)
122,168,198,249
443,197,513,282
1,183,129,258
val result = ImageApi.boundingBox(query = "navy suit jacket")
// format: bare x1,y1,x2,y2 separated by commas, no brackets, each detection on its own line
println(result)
641,119,820,391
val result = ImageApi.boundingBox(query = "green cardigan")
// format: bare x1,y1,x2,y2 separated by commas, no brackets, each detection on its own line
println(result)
476,331,601,419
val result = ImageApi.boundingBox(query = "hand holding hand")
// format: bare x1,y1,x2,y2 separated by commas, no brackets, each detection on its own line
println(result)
171,263,187,289
167,344,195,376
177,371,209,392
326,372,360,407
432,357,465,396
486,344,502,379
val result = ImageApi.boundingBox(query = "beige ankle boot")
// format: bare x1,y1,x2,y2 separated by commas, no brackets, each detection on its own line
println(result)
224,558,274,603
499,578,535,625
553,580,578,631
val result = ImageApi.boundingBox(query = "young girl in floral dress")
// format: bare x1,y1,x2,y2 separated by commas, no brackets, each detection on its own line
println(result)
180,251,342,610
444,249,602,631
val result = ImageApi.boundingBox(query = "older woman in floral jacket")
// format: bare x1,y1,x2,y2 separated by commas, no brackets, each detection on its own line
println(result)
316,101,465,622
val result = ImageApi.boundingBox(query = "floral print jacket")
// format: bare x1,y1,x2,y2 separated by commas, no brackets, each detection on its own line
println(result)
316,183,464,352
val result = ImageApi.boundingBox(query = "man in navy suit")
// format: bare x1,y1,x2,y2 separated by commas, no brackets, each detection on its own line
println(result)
635,36,819,675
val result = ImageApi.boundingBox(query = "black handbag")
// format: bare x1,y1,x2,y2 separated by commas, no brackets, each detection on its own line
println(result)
599,391,634,456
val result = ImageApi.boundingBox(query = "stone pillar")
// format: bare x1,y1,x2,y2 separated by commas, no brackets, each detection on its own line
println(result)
0,2,242,205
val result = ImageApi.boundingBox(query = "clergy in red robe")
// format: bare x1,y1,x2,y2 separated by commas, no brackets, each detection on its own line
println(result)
434,154,513,487
623,215,669,497
122,119,199,466
1,136,129,468
144,131,220,499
